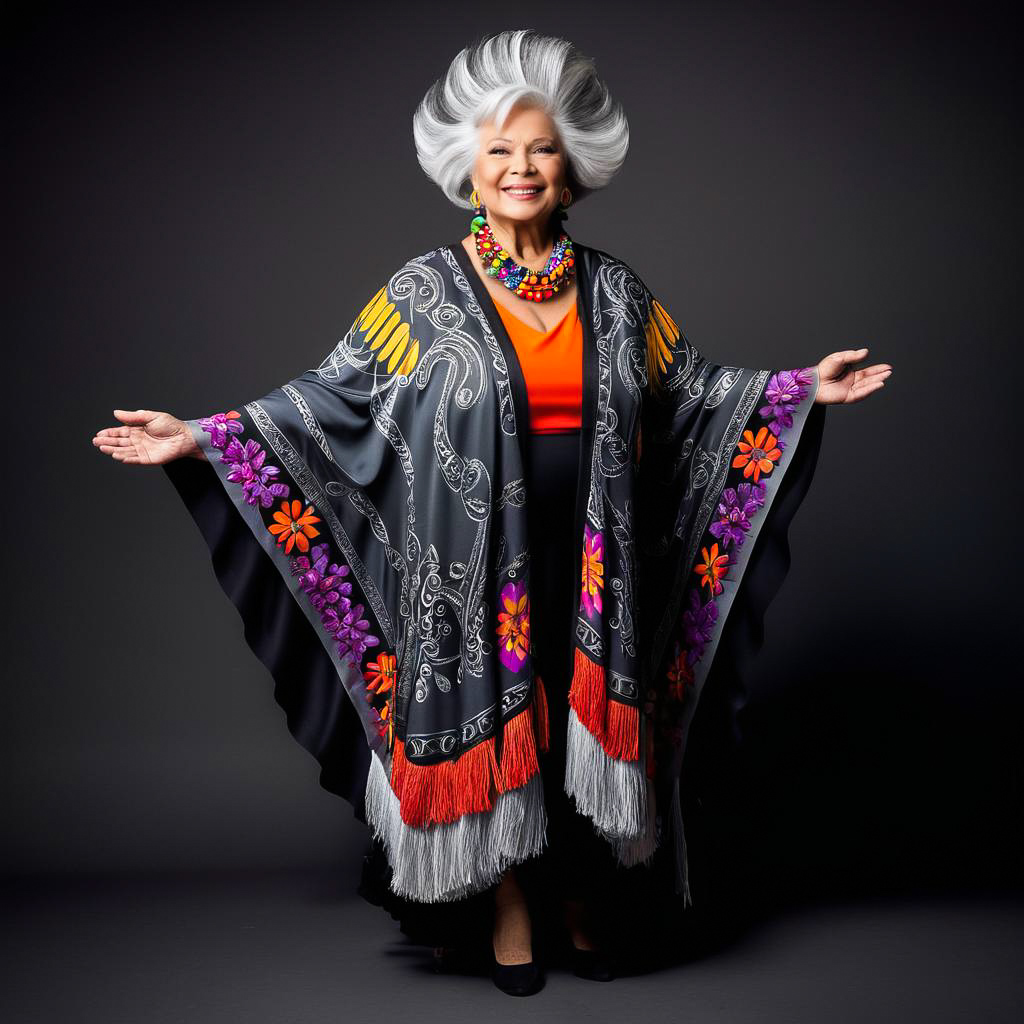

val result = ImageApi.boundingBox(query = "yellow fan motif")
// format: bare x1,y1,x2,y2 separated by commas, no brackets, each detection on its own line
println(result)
352,286,421,378
644,297,681,386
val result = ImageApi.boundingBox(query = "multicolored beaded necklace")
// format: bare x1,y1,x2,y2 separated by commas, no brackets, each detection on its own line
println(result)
470,215,575,303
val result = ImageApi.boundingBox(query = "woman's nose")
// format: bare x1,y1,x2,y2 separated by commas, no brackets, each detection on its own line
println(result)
511,149,535,175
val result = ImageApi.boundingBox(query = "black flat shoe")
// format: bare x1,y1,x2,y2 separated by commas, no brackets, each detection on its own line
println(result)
491,955,544,996
570,945,616,982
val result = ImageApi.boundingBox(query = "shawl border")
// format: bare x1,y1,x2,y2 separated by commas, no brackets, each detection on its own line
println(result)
657,365,823,903
245,398,396,647
180,412,389,756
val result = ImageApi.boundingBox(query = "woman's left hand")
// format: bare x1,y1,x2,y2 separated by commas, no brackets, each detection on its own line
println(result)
814,348,892,405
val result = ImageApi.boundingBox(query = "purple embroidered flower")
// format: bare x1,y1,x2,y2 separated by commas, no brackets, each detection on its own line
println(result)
680,587,718,666
291,542,354,612
220,436,290,509
792,366,814,392
744,480,767,511
198,410,245,450
297,547,378,663
324,601,379,665
708,480,767,550
759,368,813,436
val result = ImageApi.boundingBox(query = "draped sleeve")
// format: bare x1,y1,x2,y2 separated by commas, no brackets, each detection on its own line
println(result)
162,278,423,821
633,287,827,897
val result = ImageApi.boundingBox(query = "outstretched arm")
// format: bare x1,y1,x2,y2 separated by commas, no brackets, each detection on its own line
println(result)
815,347,893,405
92,408,205,465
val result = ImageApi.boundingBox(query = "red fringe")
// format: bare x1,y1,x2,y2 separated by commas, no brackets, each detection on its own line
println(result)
390,682,545,826
497,699,540,793
604,699,639,760
568,646,607,735
389,735,496,827
568,646,639,762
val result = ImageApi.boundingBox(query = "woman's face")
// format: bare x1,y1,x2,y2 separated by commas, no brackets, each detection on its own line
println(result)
471,103,567,230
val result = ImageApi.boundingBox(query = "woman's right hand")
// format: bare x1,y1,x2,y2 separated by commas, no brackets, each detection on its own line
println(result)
92,409,205,465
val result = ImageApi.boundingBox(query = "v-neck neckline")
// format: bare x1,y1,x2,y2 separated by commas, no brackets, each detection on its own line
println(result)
495,299,576,337
451,240,578,335
448,240,583,338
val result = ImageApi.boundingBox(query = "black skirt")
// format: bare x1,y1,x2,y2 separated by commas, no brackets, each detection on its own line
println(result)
358,429,620,948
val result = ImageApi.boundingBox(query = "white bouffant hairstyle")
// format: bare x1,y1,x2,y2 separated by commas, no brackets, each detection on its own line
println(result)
413,29,629,210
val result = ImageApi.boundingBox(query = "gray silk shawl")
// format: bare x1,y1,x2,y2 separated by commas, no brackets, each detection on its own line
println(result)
164,238,825,905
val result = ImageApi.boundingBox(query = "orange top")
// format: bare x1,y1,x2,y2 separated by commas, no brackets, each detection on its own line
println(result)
494,300,583,434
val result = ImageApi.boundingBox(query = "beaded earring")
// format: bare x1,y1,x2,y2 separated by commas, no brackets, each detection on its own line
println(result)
470,188,486,234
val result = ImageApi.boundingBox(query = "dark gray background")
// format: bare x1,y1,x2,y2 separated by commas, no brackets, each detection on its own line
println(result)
4,0,1019,905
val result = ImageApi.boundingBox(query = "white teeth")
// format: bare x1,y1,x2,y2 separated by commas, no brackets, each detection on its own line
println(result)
505,187,540,194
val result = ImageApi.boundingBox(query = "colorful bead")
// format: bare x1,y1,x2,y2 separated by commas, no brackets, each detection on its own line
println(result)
470,218,577,303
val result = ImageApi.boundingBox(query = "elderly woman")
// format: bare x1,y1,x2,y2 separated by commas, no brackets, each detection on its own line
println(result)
92,29,890,996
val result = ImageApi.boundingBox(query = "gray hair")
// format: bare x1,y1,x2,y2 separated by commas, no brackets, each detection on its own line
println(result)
412,29,629,210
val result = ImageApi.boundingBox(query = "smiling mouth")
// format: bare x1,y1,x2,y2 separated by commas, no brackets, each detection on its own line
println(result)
502,185,544,197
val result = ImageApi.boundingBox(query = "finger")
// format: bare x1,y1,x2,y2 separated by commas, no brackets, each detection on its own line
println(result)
94,426,130,440
854,366,892,383
113,409,154,423
847,379,886,403
95,433,129,448
111,448,144,464
822,348,870,376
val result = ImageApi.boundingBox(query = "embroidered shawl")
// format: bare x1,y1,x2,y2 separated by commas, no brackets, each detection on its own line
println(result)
163,238,825,905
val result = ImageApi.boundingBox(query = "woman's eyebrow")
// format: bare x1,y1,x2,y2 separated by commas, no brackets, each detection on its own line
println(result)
486,136,557,144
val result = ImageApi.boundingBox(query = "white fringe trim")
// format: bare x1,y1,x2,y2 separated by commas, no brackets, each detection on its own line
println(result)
611,774,660,868
669,775,693,907
563,707,649,844
363,750,548,903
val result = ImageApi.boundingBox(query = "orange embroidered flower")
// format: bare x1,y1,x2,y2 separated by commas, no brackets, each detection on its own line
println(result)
732,425,781,483
364,652,397,697
666,648,696,702
496,580,530,671
267,499,321,554
376,700,394,748
580,523,604,619
694,542,729,596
